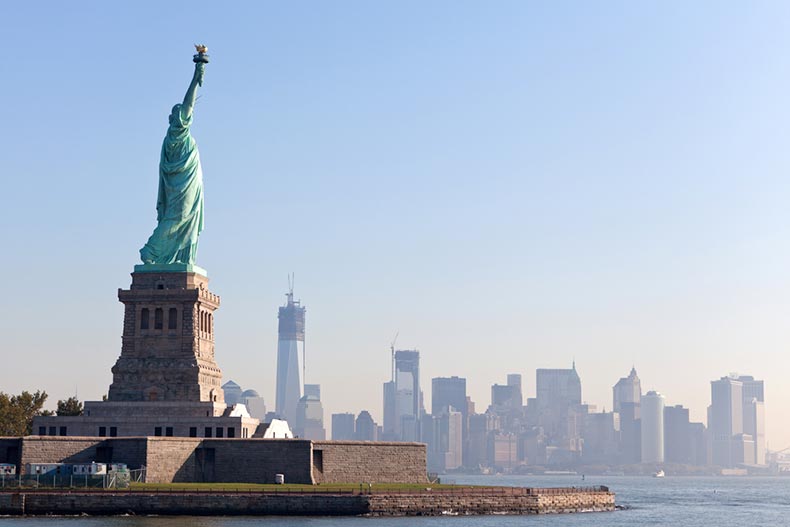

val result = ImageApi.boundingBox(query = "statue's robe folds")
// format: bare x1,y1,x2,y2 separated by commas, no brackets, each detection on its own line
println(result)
140,105,204,265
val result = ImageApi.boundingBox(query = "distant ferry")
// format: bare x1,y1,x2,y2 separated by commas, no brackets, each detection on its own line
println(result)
653,470,665,478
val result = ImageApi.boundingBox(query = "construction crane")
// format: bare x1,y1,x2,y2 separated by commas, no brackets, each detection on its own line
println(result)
390,331,399,381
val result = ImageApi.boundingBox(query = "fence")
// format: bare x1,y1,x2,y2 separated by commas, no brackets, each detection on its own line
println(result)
0,471,131,490
129,467,146,483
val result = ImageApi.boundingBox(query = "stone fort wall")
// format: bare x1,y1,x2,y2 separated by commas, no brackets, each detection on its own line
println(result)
143,437,315,484
17,437,147,469
1,437,427,484
313,441,427,484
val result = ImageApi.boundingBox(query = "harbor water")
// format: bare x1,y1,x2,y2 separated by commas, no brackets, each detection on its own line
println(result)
1,475,788,526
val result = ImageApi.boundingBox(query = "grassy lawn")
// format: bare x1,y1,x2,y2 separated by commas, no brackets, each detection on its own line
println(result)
129,482,474,493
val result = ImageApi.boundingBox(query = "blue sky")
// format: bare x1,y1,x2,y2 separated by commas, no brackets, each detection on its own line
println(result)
3,2,790,448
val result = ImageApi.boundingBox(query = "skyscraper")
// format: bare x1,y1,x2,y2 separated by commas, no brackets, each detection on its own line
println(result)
582,412,620,465
536,364,582,408
618,401,641,464
331,413,356,440
743,397,766,465
709,374,766,467
738,375,765,465
222,380,243,407
432,377,467,416
304,384,321,399
507,374,524,408
710,376,743,468
293,383,325,440
535,364,584,457
641,391,665,464
613,367,641,413
355,410,378,441
491,384,521,412
431,376,468,469
382,381,396,439
664,404,691,464
383,350,422,441
737,376,764,403
425,407,463,472
240,389,267,420
275,287,305,425
294,393,325,440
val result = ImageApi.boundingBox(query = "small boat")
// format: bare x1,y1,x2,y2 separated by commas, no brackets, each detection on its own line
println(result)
653,470,665,478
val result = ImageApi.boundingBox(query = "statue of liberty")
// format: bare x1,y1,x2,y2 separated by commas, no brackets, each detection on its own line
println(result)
140,46,210,266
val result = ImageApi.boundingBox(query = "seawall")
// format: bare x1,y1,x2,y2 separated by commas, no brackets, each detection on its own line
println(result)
0,487,614,516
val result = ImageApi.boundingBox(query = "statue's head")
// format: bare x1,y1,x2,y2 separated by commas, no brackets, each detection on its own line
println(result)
169,104,182,125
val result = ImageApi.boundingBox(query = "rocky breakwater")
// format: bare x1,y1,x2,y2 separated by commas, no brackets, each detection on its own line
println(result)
366,486,615,515
0,486,614,516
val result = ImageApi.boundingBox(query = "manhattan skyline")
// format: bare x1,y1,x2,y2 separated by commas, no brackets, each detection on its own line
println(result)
2,2,790,449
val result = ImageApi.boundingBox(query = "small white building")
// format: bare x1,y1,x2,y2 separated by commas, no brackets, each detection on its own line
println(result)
72,463,107,475
26,463,69,475
257,418,294,439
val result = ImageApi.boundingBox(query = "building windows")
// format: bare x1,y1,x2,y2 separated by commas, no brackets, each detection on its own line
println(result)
49,426,56,436
227,427,235,438
59,427,67,436
216,427,224,438
39,426,46,436
168,308,178,330
204,427,212,438
99,427,107,437
154,427,162,437
189,427,197,438
140,308,150,330
165,427,174,437
109,427,117,437
198,311,213,336
154,308,163,330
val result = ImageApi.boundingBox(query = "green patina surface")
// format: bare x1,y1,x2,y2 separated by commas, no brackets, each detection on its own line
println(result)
139,55,208,267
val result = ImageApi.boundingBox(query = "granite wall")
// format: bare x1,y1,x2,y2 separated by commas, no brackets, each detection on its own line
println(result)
312,441,427,484
18,437,147,470
4,436,426,484
142,438,314,484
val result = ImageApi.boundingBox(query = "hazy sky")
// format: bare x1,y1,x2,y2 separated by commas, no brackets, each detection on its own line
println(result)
3,2,790,448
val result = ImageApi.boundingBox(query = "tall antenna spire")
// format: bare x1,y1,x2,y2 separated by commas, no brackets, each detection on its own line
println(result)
287,272,294,303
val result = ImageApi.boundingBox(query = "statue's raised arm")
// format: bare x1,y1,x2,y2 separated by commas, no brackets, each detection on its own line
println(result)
181,63,204,118
182,45,209,120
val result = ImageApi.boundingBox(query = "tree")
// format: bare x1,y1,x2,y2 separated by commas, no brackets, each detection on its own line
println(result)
56,396,83,416
0,390,51,436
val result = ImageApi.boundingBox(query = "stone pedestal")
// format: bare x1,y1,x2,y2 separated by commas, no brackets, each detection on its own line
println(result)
107,270,224,404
